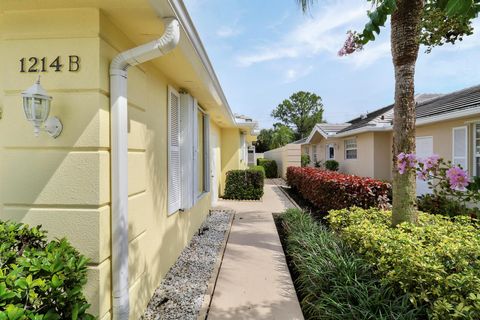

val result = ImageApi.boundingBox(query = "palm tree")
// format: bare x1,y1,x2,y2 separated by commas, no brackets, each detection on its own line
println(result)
296,0,421,224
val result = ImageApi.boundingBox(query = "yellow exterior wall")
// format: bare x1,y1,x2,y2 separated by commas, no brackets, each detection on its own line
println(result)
0,8,234,319
220,127,244,194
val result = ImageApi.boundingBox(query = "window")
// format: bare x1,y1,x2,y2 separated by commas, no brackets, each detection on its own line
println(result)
453,126,468,171
327,144,335,160
345,138,357,160
195,107,210,197
474,123,480,176
312,145,317,163
169,89,210,215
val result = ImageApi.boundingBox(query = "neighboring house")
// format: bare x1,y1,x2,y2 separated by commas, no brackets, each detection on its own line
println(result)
303,86,480,195
0,1,256,319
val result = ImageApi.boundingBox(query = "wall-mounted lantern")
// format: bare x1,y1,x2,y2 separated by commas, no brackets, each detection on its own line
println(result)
21,77,62,138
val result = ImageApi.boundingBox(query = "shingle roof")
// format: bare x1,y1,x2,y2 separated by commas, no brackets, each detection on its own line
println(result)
337,104,393,134
416,85,480,119
337,85,480,134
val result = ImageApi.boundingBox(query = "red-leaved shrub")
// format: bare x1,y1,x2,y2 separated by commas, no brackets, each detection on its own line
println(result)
286,167,391,212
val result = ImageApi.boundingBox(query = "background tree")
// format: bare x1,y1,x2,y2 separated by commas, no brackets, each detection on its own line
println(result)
255,125,294,152
297,0,478,225
271,91,324,140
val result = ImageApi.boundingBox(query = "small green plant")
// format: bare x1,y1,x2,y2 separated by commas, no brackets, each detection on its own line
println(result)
467,176,480,192
281,208,423,319
328,207,480,319
314,160,322,168
223,169,264,200
0,221,94,320
324,160,339,171
257,159,278,178
301,154,310,167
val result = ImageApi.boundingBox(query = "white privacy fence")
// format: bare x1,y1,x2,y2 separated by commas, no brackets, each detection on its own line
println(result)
264,143,302,179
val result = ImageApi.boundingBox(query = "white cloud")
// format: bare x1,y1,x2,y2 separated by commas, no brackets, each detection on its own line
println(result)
283,65,314,83
236,0,373,67
217,25,242,38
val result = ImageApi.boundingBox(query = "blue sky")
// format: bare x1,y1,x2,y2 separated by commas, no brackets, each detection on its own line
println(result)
184,0,480,128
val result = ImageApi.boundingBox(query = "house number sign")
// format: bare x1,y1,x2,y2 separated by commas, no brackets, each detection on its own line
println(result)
19,55,81,73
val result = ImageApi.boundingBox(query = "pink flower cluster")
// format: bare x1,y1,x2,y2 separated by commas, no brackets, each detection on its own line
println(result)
416,154,440,181
396,152,417,174
338,31,363,56
446,167,470,191
396,152,471,191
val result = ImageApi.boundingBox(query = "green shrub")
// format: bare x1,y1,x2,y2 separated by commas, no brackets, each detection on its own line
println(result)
417,193,479,218
324,160,339,171
301,154,310,167
467,176,480,192
314,160,323,168
251,165,266,178
281,209,422,319
257,159,278,178
0,221,94,319
223,169,264,200
327,207,480,319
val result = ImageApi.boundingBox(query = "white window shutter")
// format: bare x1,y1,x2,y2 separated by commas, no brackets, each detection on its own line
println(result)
180,94,195,210
168,87,182,214
453,126,468,169
204,114,211,192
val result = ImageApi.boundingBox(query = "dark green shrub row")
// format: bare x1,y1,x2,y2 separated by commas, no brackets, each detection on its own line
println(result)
251,165,266,178
223,169,264,200
417,194,479,218
0,221,94,320
324,159,339,171
256,159,278,178
281,208,422,320
328,207,480,319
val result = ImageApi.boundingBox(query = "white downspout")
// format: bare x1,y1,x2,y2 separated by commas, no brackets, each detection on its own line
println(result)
110,17,180,319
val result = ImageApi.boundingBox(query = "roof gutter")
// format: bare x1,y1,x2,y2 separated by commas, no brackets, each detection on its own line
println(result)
166,0,237,126
109,17,180,320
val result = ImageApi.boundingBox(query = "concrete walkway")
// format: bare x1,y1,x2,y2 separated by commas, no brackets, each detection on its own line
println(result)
208,180,304,320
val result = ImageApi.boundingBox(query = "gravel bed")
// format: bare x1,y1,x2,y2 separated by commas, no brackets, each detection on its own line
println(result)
141,210,233,320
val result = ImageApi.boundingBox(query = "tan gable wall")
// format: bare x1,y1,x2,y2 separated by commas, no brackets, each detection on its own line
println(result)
416,115,480,174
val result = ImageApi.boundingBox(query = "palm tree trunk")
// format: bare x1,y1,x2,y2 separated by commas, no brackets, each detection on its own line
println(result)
391,0,424,226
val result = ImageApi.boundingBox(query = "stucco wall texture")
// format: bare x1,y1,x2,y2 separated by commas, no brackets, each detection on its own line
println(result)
0,8,229,319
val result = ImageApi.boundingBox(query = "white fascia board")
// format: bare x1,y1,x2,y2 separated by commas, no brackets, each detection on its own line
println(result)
158,0,237,126
333,126,391,138
305,125,328,143
416,107,480,126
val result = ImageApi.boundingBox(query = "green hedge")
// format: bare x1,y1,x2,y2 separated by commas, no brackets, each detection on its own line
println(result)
281,209,422,319
0,221,94,319
328,207,480,319
257,159,278,178
251,165,266,178
223,169,264,200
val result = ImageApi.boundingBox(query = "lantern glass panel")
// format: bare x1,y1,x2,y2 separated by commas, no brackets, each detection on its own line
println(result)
23,96,50,122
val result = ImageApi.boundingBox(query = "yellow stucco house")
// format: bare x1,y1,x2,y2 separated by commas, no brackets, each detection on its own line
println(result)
302,86,480,195
0,0,258,318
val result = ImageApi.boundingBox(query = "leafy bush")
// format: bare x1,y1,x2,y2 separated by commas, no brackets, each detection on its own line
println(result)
301,154,310,167
281,208,423,319
0,221,94,319
324,159,339,171
251,165,266,178
314,160,323,168
467,176,480,192
417,193,479,218
257,159,278,178
287,167,391,213
328,207,480,319
223,169,264,200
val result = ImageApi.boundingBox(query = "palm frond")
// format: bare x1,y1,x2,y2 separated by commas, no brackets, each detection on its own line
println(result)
296,0,317,13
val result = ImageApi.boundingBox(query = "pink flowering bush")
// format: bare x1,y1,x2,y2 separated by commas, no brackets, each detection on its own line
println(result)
338,31,363,56
396,153,479,205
